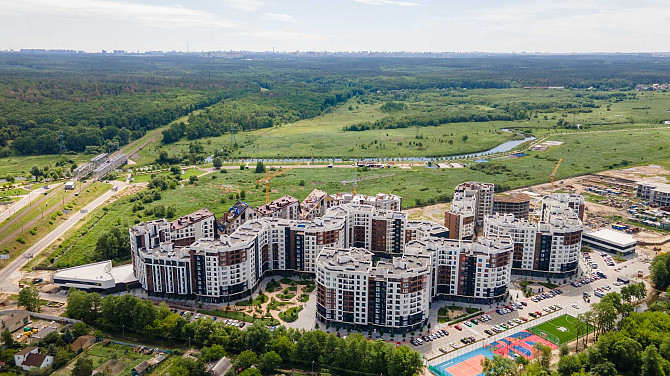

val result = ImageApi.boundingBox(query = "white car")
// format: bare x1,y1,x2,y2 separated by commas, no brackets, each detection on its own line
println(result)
572,303,579,309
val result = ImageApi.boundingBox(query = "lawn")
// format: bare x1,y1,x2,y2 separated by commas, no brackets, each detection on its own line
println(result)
530,314,594,345
52,342,153,376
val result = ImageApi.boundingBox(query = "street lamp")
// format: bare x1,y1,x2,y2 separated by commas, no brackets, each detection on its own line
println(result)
312,360,315,374
122,325,125,341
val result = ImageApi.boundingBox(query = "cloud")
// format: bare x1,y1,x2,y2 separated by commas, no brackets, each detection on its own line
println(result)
224,0,263,11
353,0,423,6
0,0,236,28
264,13,296,23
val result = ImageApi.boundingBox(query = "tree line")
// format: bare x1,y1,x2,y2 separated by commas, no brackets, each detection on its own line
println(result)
65,288,423,376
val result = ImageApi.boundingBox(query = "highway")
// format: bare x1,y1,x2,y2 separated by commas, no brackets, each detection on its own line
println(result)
0,184,51,223
0,180,128,293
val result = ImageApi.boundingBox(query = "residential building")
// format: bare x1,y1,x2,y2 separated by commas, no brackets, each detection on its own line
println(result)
315,246,431,332
407,237,513,304
637,181,670,207
334,192,402,211
170,208,215,246
256,195,300,220
300,189,338,220
454,182,494,227
485,206,583,278
405,221,450,243
216,202,257,235
14,348,53,371
444,195,476,240
541,193,585,221
493,192,530,219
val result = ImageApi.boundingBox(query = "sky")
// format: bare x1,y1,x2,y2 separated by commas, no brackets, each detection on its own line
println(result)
0,0,669,53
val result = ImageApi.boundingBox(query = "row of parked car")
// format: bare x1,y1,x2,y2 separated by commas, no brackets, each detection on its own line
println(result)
530,288,563,302
174,310,247,328
410,329,449,346
496,301,528,315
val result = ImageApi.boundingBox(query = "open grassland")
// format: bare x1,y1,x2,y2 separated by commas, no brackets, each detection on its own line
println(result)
0,181,110,269
48,126,670,269
144,89,670,161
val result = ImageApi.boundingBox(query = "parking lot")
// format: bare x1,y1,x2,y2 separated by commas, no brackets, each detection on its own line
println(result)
413,249,649,360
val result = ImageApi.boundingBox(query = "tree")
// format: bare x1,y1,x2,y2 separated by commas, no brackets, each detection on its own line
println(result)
201,344,226,362
258,351,282,375
235,350,258,371
189,175,198,184
239,368,262,376
255,161,265,173
18,285,41,312
71,357,94,376
213,157,222,169
559,343,569,356
651,254,670,288
30,165,42,181
246,322,271,353
557,355,582,376
388,346,423,376
640,345,665,376
72,322,89,338
95,227,129,260
269,335,295,362
481,355,516,376
1,329,15,349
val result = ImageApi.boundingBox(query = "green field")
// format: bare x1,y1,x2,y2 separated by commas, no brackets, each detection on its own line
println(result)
530,314,594,345
141,89,670,161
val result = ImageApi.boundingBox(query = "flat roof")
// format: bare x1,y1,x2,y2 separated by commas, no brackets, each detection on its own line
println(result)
54,260,138,285
583,228,637,247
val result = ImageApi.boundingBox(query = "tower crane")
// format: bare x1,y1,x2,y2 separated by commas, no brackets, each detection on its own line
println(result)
550,158,563,192
257,164,300,204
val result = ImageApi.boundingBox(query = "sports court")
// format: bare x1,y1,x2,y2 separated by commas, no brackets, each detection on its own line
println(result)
429,348,494,376
529,314,593,345
430,329,560,376
485,331,558,360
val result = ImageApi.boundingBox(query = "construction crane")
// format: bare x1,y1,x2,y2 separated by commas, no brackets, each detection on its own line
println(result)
257,164,300,204
550,158,563,192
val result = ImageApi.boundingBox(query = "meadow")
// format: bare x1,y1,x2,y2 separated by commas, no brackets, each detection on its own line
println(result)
142,89,670,161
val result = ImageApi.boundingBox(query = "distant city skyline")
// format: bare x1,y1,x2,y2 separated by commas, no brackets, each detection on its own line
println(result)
1,0,669,53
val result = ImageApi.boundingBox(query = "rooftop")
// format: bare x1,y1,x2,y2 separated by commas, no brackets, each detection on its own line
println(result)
53,260,138,285
171,208,214,230
584,228,637,246
257,195,298,216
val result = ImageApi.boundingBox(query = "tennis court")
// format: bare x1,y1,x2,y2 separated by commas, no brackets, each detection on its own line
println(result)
431,348,494,376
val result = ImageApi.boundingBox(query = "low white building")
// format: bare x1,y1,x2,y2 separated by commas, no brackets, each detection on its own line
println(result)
14,347,53,371
53,260,138,292
582,228,637,255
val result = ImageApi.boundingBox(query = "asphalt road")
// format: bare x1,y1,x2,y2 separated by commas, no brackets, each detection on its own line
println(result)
0,180,128,292
0,185,51,223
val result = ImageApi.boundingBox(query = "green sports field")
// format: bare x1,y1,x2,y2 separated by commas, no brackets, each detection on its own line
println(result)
530,314,594,345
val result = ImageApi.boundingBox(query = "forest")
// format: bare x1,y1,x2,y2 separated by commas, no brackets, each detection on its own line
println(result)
2,53,670,156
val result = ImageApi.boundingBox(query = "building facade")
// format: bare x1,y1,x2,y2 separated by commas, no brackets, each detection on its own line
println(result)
493,193,531,220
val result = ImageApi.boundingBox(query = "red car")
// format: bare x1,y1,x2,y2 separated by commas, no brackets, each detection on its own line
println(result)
535,311,543,316
454,325,463,331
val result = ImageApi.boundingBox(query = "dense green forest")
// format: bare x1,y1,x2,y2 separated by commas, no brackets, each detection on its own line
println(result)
2,53,670,156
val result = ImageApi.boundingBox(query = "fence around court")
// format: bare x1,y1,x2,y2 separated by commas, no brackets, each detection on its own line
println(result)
425,307,578,368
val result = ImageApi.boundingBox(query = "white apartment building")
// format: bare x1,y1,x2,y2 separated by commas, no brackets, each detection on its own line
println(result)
454,182,495,227
541,193,585,221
